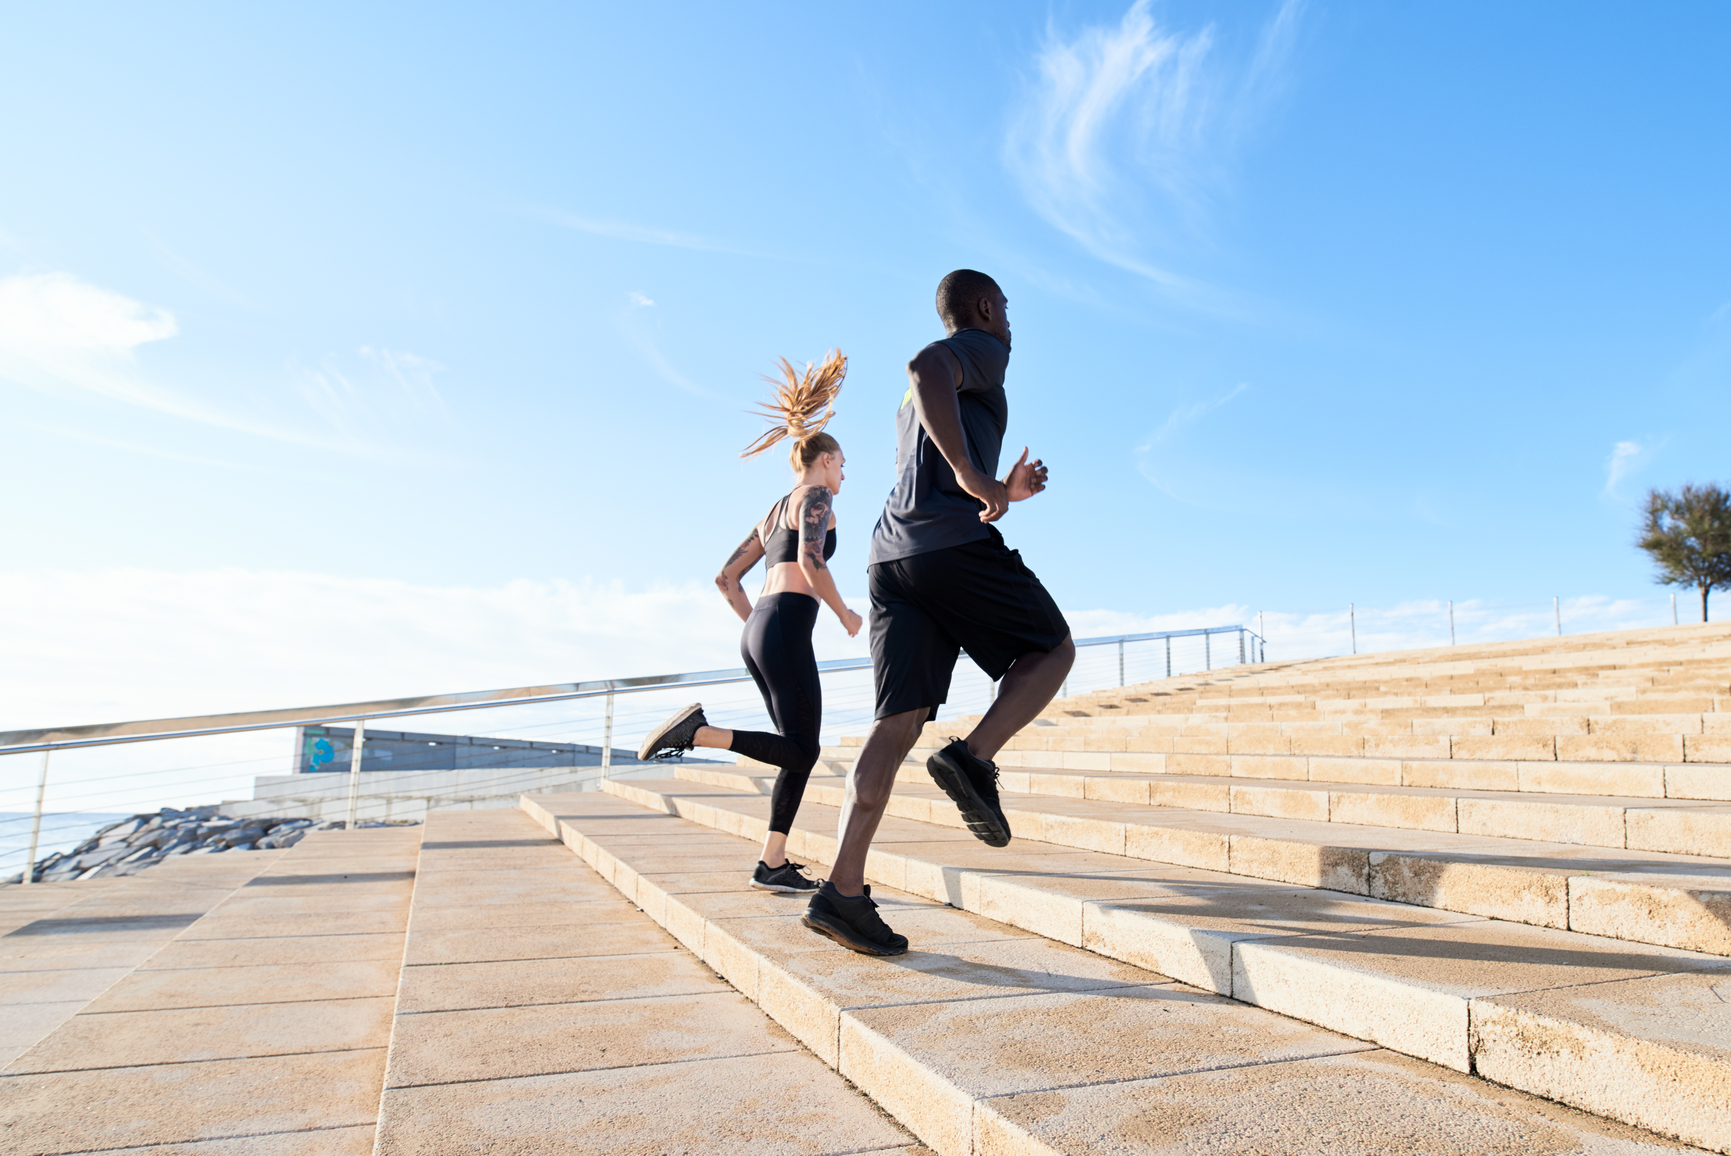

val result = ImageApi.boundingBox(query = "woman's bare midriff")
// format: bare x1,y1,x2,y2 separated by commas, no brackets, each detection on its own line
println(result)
759,560,821,600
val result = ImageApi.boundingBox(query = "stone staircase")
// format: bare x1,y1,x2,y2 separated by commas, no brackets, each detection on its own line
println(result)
3,624,1728,1154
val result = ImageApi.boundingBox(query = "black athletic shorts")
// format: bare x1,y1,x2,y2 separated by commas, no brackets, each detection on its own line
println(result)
867,526,1070,720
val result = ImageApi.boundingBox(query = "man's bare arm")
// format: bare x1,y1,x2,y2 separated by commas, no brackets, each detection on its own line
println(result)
907,343,1009,521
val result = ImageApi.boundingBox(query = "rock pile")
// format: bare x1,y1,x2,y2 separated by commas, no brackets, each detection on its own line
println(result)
6,807,420,884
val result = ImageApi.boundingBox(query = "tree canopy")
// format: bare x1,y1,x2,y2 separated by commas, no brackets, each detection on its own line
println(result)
1637,483,1731,622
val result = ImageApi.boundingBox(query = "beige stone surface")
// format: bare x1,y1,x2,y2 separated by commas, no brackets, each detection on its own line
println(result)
85,958,402,1012
76,1124,379,1154
374,1052,915,1156
140,931,404,969
1370,853,1570,928
402,918,676,965
1626,806,1731,857
1227,833,1367,891
1471,971,1731,1153
977,1048,1699,1155
1232,919,1717,1071
1457,797,1628,847
384,990,797,1087
1330,789,1458,832
1569,873,1731,955
0,1049,387,1156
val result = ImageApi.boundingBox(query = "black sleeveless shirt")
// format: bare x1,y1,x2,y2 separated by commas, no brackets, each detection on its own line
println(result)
868,328,1009,565
761,493,837,565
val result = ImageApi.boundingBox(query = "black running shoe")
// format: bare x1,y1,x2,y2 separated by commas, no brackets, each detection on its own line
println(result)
801,882,908,955
637,703,707,761
751,859,820,893
926,737,1011,847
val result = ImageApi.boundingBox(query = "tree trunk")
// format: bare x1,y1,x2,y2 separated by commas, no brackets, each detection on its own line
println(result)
1703,583,1711,624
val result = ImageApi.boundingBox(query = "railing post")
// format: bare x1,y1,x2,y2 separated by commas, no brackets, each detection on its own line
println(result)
345,720,366,828
1554,595,1561,636
22,751,49,884
1205,632,1211,671
1238,629,1245,664
601,692,614,779
1449,600,1455,645
1118,640,1125,687
1165,636,1171,678
1673,593,1678,625
1350,604,1357,655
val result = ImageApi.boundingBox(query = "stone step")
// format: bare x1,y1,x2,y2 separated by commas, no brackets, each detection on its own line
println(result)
371,808,921,1154
678,764,1731,956
821,741,1731,802
525,788,1717,1156
1,826,421,1155
981,711,1731,740
805,748,1731,854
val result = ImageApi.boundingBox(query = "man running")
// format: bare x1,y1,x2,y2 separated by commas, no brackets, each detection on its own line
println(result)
802,269,1075,956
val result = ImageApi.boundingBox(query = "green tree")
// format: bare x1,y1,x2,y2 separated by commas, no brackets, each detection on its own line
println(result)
1637,483,1731,622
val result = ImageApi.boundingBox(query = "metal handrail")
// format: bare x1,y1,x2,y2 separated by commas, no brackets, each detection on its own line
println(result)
0,624,1260,757
4,621,1262,884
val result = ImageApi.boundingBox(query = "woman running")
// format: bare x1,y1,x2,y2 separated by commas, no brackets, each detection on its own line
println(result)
637,351,862,892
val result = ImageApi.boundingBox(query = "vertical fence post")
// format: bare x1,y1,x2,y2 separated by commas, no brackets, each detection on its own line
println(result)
1205,632,1211,671
601,692,614,779
1238,629,1245,665
22,751,49,884
1554,596,1561,637
1673,593,1678,626
1449,600,1455,646
1165,636,1171,678
1118,640,1125,687
345,720,366,829
1350,604,1357,655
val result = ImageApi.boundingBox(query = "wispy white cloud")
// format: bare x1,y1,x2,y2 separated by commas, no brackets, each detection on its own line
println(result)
361,346,450,421
1004,0,1301,298
1138,382,1248,450
619,290,704,396
0,271,355,451
19,419,243,469
1603,437,1662,497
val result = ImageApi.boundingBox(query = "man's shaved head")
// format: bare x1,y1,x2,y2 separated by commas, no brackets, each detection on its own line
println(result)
935,269,1002,330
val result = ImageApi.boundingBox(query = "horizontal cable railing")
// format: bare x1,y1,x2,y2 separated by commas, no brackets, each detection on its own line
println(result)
1,624,1262,883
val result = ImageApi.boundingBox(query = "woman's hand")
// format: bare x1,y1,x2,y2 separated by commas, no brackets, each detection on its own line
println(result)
840,607,863,638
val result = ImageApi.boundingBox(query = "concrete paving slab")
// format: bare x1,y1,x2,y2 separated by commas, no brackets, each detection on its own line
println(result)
1232,919,1730,1072
0,965,133,1005
79,1124,377,1154
0,999,88,1049
978,1048,1699,1155
403,919,677,965
842,984,1371,1155
85,958,401,1011
139,931,404,969
393,951,729,1013
384,989,798,1086
404,896,640,930
11,996,396,1071
176,910,406,940
1472,970,1731,1152
373,1051,917,1156
0,1048,386,1155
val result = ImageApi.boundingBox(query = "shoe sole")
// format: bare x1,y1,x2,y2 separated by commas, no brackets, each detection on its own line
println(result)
636,703,704,761
800,911,908,956
925,749,1012,847
750,878,818,893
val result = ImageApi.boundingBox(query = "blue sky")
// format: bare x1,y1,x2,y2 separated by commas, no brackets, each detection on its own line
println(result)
3,1,1730,725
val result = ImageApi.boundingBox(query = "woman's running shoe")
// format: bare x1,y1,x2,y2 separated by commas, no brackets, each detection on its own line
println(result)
636,703,708,761
802,882,908,955
926,737,1012,847
750,859,820,892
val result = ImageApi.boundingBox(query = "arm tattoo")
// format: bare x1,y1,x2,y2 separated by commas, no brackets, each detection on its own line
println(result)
798,486,832,571
715,529,759,594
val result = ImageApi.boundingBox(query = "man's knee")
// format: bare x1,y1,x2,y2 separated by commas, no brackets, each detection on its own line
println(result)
1051,633,1076,670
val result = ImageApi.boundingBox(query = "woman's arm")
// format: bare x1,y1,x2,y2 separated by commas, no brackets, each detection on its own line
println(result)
796,487,863,637
714,528,764,623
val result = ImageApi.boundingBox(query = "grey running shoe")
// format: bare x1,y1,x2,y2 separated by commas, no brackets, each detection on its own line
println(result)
637,703,707,761
926,737,1011,847
751,859,820,893
802,882,908,955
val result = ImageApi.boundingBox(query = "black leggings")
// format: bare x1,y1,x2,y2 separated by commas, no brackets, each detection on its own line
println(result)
729,592,822,835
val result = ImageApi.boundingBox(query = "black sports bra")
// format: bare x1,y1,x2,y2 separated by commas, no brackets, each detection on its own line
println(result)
761,493,837,565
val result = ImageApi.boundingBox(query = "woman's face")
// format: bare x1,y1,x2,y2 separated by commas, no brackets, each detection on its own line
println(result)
821,450,845,494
